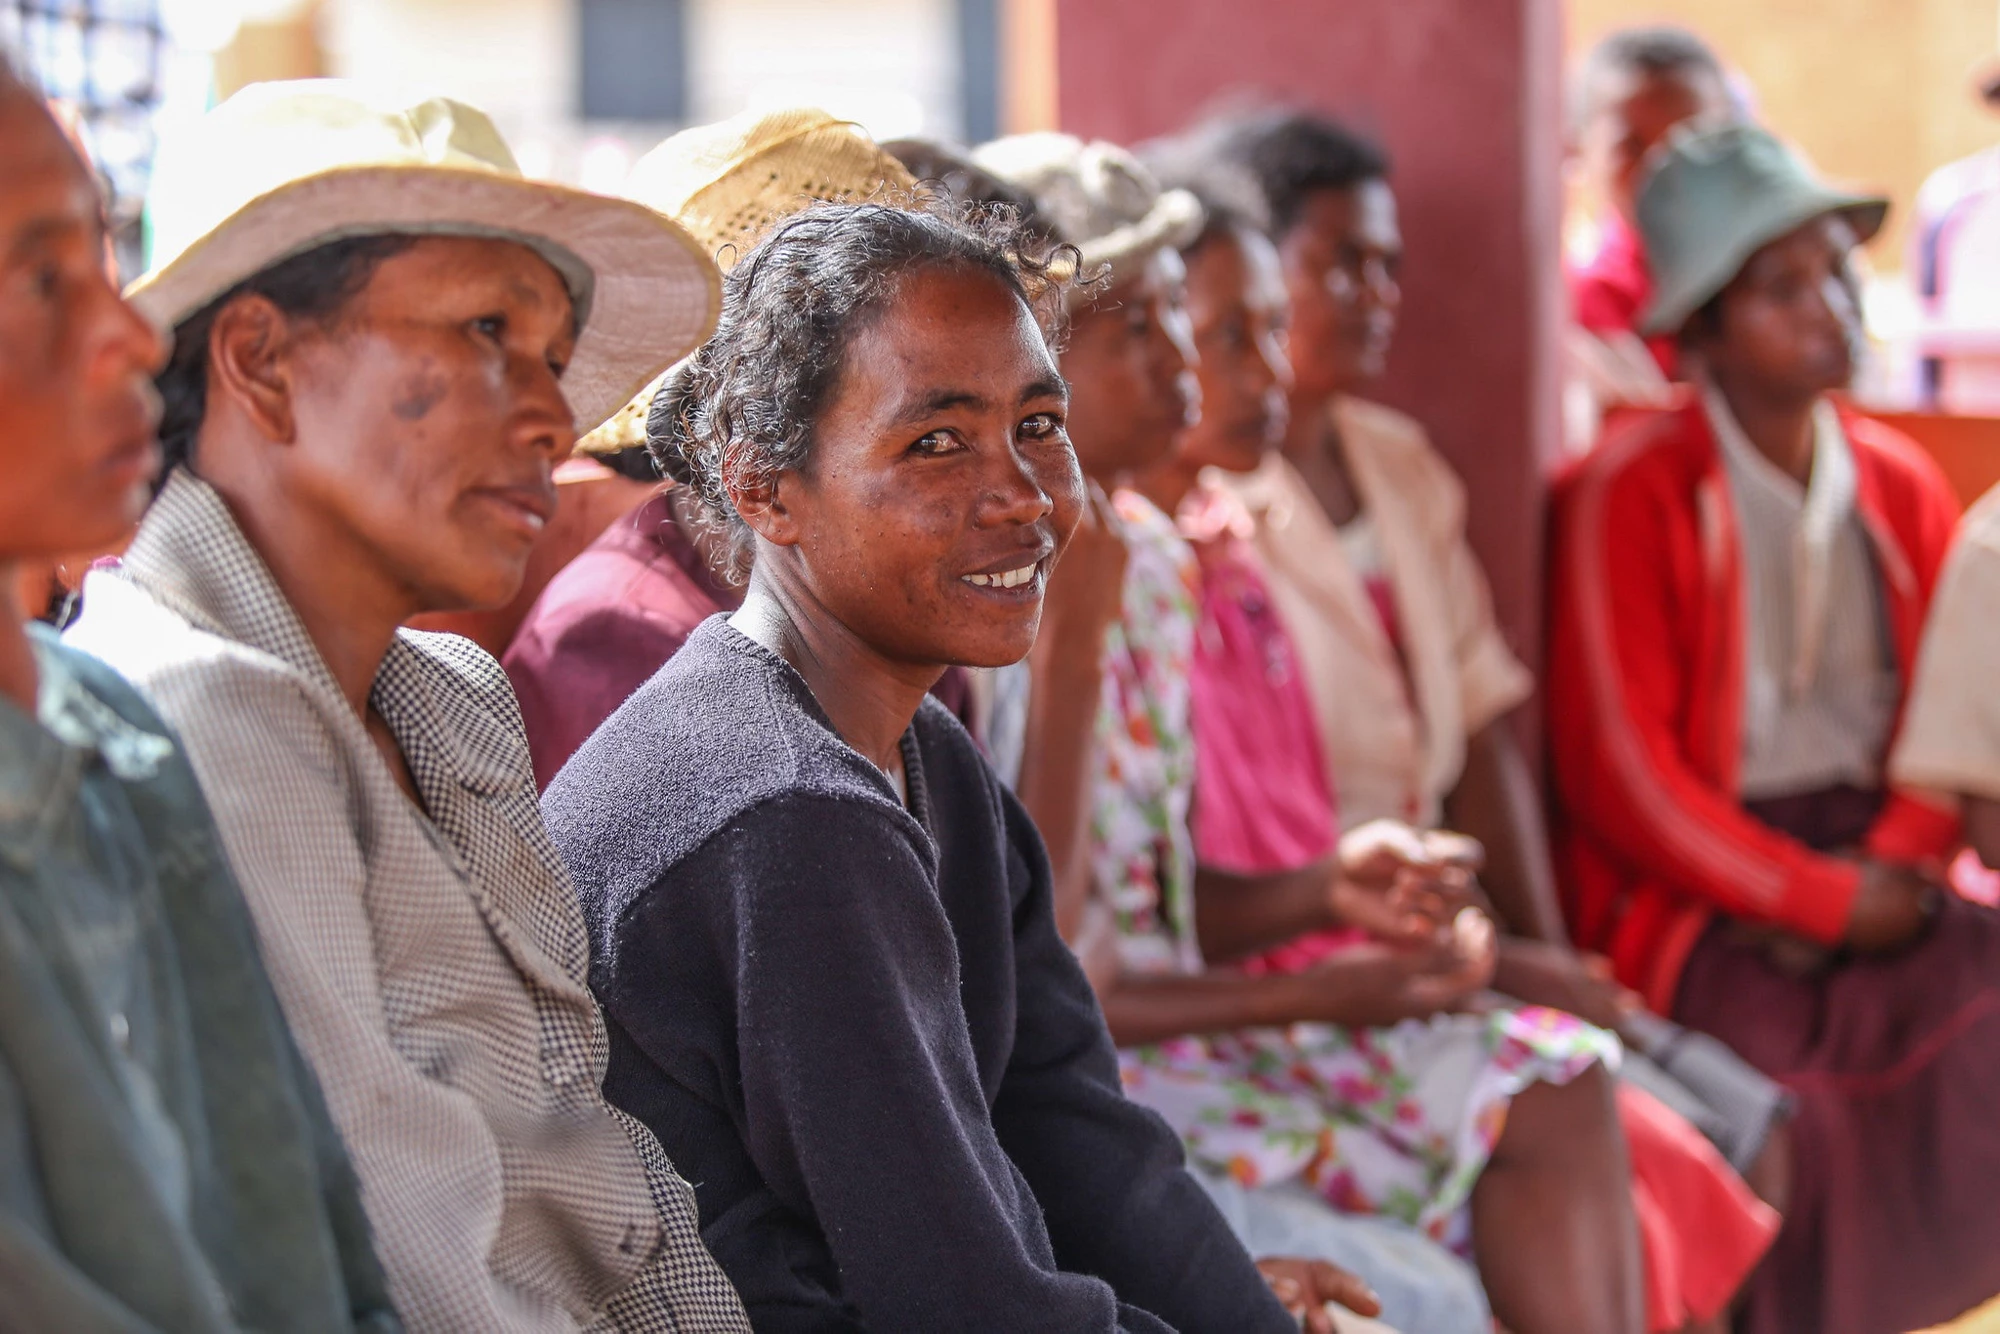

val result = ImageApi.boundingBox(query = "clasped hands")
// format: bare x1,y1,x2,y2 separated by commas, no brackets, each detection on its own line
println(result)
1304,820,1502,1027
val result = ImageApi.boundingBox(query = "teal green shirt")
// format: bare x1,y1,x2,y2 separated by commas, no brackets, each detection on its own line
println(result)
0,628,397,1332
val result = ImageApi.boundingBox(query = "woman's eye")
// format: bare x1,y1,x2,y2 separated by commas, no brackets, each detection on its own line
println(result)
471,314,507,341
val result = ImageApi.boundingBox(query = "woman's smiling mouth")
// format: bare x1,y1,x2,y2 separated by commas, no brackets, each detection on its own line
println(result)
961,561,1043,590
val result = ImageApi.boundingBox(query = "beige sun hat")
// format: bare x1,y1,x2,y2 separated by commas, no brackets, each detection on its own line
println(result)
131,79,719,433
971,131,1202,301
625,106,918,273
575,107,918,457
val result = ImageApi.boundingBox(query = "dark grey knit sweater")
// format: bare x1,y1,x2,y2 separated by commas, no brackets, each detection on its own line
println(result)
542,617,1291,1333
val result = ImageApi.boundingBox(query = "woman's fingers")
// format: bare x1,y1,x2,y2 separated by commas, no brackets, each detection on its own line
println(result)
1419,827,1485,871
1307,1260,1383,1318
1257,1258,1383,1330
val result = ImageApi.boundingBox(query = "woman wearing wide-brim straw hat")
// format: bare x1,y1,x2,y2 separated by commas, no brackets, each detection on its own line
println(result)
501,106,926,787
64,79,755,1332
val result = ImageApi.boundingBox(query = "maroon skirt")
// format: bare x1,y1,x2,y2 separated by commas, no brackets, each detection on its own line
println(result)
1673,786,2000,1334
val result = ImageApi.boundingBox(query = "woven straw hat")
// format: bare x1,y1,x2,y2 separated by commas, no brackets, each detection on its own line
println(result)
576,107,917,457
1636,122,1886,336
972,132,1202,298
625,106,918,274
131,79,718,434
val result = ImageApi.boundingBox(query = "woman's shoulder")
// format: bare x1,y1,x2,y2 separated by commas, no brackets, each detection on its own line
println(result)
909,695,1051,890
64,569,355,773
545,619,912,894
909,695,1008,816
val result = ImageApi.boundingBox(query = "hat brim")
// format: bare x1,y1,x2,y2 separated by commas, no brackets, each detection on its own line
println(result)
1069,188,1206,306
126,164,720,434
1639,189,1888,338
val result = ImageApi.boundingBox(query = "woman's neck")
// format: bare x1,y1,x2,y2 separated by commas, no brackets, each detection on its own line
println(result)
731,567,938,773
0,570,36,715
1282,386,1340,465
1711,370,1818,485
1282,392,1363,527
206,472,407,720
1129,454,1201,518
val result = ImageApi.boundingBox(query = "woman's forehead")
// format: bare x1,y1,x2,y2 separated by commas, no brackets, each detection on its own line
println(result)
837,268,1057,409
376,234,572,300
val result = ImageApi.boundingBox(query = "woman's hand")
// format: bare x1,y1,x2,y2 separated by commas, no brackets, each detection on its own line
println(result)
1256,1257,1383,1331
1491,938,1641,1032
1037,481,1128,644
1298,907,1499,1028
1330,820,1482,946
1069,896,1124,996
1843,859,1940,956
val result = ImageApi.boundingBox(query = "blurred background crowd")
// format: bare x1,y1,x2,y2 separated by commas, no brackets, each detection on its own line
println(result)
18,0,2000,713
14,4,2000,1332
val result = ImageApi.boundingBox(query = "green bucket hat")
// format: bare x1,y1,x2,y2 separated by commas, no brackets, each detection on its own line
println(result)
1635,122,1888,336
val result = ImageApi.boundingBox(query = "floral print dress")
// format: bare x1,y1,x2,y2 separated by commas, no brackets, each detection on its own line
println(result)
1095,489,1617,1253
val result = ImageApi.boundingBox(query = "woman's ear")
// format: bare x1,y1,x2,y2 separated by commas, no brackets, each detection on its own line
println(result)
730,460,803,548
207,294,299,445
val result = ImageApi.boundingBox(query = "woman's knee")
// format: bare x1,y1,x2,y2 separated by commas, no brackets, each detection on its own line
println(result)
1501,1061,1624,1161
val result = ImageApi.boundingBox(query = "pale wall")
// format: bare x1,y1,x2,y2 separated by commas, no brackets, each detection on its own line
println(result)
1568,0,2000,272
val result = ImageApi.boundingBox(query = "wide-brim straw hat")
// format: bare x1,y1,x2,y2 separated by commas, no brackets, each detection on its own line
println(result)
576,107,917,457
1636,122,1887,337
131,79,719,433
971,131,1202,304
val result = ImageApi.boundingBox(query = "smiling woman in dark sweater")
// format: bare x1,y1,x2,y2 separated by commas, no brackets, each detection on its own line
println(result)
542,202,1346,1331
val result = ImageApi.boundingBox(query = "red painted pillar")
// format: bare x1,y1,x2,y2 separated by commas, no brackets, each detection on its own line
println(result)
1051,0,1566,687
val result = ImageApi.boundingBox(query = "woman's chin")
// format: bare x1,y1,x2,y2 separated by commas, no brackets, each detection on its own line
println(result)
933,620,1042,672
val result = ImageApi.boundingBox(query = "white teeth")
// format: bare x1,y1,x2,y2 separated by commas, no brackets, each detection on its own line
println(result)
963,563,1040,589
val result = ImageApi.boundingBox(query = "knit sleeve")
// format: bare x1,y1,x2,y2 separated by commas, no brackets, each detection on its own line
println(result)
606,791,1166,1333
986,787,1297,1334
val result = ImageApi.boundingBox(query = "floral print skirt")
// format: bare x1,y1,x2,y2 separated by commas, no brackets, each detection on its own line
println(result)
1119,1005,1617,1253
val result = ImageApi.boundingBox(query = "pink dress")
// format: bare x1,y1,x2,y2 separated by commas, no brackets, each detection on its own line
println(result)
1181,485,1367,972
1184,486,1340,877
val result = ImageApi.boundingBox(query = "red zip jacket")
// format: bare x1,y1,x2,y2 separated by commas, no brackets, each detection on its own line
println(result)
1547,396,1962,1010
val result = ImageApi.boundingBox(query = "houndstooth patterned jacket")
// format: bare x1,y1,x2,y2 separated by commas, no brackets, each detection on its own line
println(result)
66,472,749,1334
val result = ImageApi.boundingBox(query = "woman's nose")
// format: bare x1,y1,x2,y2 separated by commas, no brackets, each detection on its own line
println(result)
984,443,1055,525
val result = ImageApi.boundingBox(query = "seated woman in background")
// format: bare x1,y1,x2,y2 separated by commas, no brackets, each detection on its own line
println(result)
1141,140,1777,1334
541,200,1373,1332
1548,123,2000,1334
977,130,1643,1334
